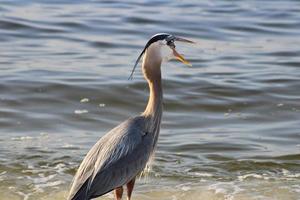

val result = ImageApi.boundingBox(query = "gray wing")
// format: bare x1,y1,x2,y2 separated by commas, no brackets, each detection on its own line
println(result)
68,116,153,200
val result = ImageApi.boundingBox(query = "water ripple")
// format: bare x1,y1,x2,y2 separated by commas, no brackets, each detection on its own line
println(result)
1,0,300,199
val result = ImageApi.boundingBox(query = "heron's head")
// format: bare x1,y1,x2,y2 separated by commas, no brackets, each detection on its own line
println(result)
129,33,194,79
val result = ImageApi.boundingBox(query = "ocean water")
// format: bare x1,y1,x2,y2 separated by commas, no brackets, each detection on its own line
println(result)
0,0,300,199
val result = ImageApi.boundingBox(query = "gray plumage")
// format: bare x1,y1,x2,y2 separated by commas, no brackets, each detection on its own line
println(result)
67,33,193,200
68,116,159,200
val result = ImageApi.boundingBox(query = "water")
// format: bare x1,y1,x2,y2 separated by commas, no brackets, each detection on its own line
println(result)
1,0,300,199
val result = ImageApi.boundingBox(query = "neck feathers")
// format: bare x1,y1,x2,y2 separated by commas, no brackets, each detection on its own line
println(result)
142,43,163,118
143,79,162,117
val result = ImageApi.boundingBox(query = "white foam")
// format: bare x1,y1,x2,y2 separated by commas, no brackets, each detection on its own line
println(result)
291,185,300,193
238,173,264,181
40,132,49,137
35,180,64,188
26,174,56,184
0,171,7,176
208,182,243,200
287,173,300,178
99,103,106,107
8,186,31,200
181,186,191,191
282,168,290,175
193,172,213,177
16,191,30,200
54,163,67,174
11,136,35,141
80,98,89,103
282,169,300,178
0,171,6,181
62,143,75,148
74,109,88,114
208,182,228,194
22,168,48,174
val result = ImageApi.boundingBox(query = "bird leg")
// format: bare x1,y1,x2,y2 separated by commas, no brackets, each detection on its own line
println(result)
114,186,123,200
126,178,136,200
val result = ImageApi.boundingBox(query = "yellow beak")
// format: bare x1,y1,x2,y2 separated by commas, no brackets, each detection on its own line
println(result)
172,47,192,66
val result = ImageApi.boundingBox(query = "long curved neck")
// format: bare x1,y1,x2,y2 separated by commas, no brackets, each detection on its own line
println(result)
141,43,163,149
141,45,163,118
143,74,162,117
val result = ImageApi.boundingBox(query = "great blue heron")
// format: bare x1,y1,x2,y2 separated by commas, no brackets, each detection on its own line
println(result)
68,33,193,200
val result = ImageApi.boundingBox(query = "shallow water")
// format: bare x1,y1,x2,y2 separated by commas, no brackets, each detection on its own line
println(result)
0,0,300,199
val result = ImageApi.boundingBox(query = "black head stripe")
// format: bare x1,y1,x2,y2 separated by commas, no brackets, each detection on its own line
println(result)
144,33,171,49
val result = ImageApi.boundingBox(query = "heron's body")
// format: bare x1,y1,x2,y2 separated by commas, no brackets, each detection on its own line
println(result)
68,33,192,200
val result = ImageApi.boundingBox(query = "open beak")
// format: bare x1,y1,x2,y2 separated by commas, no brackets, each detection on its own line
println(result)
172,48,192,66
172,36,194,66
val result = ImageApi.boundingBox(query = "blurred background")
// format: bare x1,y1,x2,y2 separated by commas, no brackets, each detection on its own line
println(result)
0,0,300,199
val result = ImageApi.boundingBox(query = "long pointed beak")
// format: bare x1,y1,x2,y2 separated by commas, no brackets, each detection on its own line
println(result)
174,36,195,44
172,36,194,66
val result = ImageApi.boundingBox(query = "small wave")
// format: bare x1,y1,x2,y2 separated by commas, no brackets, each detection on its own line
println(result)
10,133,49,141
238,173,268,181
11,136,35,141
54,163,68,174
0,171,7,181
15,191,30,200
237,169,300,182
8,186,31,200
35,180,64,189
0,171,7,176
282,169,300,178
26,174,56,184
208,182,243,200
60,143,80,150
193,172,213,177
185,171,214,178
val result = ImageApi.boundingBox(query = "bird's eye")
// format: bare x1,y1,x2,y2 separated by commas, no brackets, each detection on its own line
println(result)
167,39,174,45
167,40,175,48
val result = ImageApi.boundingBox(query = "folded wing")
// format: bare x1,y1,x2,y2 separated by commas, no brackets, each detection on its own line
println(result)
68,116,153,200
